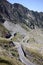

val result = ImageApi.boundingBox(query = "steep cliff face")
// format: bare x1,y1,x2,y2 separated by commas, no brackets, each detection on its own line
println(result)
0,0,14,21
0,0,43,29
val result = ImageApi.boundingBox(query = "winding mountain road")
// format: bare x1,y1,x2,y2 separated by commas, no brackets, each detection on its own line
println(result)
13,42,35,65
3,21,35,65
9,35,35,65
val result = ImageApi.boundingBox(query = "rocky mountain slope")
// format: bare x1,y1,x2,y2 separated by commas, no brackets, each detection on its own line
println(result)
0,0,43,65
0,0,43,29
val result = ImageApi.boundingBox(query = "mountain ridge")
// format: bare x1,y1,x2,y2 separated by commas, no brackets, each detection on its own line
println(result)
0,0,43,29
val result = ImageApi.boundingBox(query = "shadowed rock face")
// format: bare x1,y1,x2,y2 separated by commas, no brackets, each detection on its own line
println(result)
0,0,43,29
5,32,11,38
0,15,5,23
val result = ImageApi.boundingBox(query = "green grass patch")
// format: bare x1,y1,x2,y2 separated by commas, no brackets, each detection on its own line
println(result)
0,55,25,65
9,47,19,58
0,56,13,65
23,46,43,65
0,37,11,43
12,33,23,42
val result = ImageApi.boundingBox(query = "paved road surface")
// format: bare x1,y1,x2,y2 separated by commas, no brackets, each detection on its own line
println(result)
13,42,35,65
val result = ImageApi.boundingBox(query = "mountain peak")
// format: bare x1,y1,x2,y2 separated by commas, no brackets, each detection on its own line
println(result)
13,3,24,7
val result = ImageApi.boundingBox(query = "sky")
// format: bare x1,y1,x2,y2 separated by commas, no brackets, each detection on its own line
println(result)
7,0,43,12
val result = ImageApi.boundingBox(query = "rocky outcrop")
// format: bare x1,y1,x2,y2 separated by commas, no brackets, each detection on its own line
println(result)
5,32,11,38
0,15,5,23
0,0,43,29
